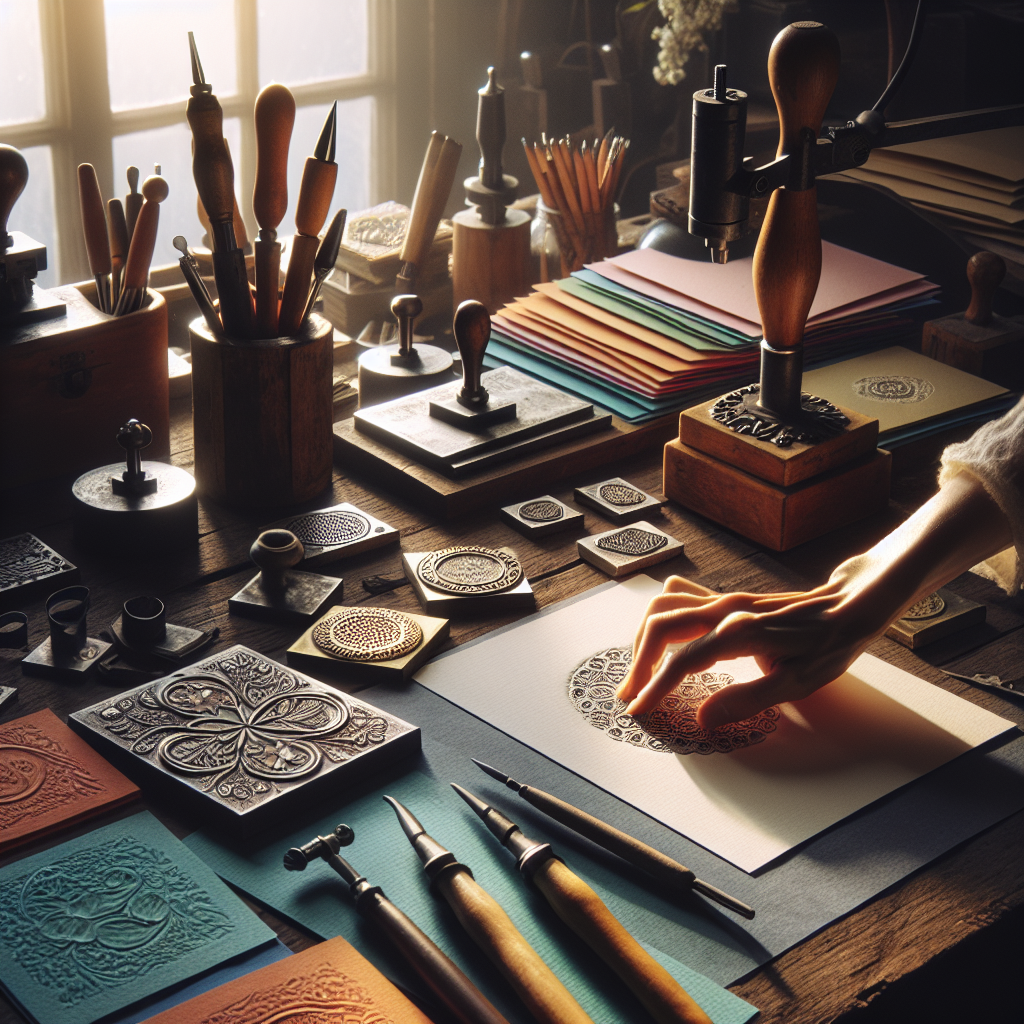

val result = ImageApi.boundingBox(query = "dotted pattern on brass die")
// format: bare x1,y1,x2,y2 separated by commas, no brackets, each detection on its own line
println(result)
596,527,668,557
598,483,646,506
519,500,564,522
312,606,423,662
284,511,370,548
416,545,524,596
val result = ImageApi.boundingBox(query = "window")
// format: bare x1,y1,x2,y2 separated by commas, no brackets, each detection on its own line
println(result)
0,0,393,286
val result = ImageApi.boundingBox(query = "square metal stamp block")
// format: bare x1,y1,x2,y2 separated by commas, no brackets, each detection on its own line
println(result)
500,495,584,538
229,571,343,625
22,635,112,680
402,548,535,615
0,686,18,713
288,605,450,683
265,502,399,568
69,645,420,822
578,521,683,578
573,478,666,524
0,533,79,610
884,588,986,649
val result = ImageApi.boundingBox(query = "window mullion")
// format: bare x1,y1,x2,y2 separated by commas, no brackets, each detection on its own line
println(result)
235,0,259,245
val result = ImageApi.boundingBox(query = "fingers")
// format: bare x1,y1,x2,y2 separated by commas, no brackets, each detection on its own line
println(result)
695,667,818,729
662,576,716,597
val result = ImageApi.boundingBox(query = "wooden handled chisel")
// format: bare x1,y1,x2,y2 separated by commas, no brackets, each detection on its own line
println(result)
77,163,111,313
125,165,142,242
114,174,167,315
106,198,129,309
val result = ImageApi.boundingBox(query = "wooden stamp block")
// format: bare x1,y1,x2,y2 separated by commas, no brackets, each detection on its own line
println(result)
402,550,535,615
578,521,684,577
574,477,665,523
922,314,1024,390
884,588,986,649
663,439,891,551
500,495,584,537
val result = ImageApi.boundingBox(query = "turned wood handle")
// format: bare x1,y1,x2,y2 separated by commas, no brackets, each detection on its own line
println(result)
254,83,295,232
123,199,160,289
438,869,594,1024
294,157,337,237
752,21,840,350
278,233,320,336
402,133,463,271
255,239,282,337
453,300,491,396
77,163,111,275
965,251,1005,325
0,144,28,239
187,92,235,226
533,859,712,1024
107,199,129,262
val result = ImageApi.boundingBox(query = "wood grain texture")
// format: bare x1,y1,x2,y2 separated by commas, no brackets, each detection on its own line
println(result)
253,83,295,232
294,158,337,238
452,209,532,314
278,233,320,336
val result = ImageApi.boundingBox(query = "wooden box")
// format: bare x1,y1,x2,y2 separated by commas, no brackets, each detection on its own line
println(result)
0,283,169,489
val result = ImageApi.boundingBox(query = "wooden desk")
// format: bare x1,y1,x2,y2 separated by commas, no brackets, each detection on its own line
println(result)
1,386,1021,1024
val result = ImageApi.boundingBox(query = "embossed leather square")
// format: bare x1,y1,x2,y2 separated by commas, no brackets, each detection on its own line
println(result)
0,708,140,854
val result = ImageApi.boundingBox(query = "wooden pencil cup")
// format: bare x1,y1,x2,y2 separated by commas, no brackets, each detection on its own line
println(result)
190,313,333,509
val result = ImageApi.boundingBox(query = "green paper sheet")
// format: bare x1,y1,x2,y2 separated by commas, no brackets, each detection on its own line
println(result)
185,771,757,1024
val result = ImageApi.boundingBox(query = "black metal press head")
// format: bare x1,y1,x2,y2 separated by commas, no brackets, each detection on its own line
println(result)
111,419,158,496
282,823,355,872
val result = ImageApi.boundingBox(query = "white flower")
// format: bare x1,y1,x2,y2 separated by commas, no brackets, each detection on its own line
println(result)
652,0,728,86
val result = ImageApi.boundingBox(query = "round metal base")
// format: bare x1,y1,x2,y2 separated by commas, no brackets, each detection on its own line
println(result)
72,461,198,551
357,343,455,408
710,384,849,448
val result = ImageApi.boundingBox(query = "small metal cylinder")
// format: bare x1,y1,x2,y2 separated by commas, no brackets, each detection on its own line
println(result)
122,596,167,646
757,341,803,420
47,586,90,658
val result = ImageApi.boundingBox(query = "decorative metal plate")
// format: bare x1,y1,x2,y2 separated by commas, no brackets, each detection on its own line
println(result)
0,533,76,598
312,607,423,662
596,527,668,556
709,384,850,448
416,546,524,596
598,483,645,506
568,647,780,755
853,375,934,404
284,511,370,548
519,500,564,522
902,592,946,620
70,646,418,817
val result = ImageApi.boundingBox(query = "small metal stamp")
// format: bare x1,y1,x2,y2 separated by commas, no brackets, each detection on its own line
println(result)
574,477,666,524
283,823,355,870
578,521,683,578
500,495,583,538
0,611,28,649
110,596,217,665
22,586,111,679
312,606,423,662
0,533,78,609
885,587,985,650
268,502,399,568
901,593,946,620
0,685,17,713
416,545,523,596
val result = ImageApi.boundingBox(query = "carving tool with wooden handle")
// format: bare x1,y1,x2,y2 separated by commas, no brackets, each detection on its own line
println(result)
472,760,754,919
174,235,220,335
300,207,346,323
186,31,254,340
125,165,142,241
77,163,112,313
384,795,594,1024
253,82,295,336
277,102,337,336
396,130,463,293
107,198,129,309
283,824,511,1024
452,784,713,1024
195,143,249,253
113,174,167,315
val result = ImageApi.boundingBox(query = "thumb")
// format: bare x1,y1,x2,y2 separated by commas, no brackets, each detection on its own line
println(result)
696,670,794,729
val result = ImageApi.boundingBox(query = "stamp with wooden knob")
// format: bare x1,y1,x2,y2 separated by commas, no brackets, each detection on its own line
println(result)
228,528,343,624
72,418,198,552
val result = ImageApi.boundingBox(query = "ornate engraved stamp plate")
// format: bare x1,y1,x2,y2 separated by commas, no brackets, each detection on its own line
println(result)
416,545,523,595
312,606,423,662
568,647,780,755
0,533,79,608
265,502,398,568
500,495,584,537
574,477,666,524
901,592,946,620
521,499,563,521
578,521,683,578
885,587,985,650
69,646,419,820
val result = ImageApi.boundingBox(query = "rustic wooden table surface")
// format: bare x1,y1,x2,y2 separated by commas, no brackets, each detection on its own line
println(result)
1,379,1021,1024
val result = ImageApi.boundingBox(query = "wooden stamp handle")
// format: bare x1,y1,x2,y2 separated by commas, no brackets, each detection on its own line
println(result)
438,868,594,1024
0,144,28,240
965,251,1005,325
77,163,111,274
752,21,840,350
254,83,295,233
294,157,337,238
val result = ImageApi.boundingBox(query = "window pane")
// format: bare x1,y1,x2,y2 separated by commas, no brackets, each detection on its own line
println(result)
113,118,241,269
14,145,58,288
258,0,367,87
0,0,45,125
105,0,236,111
277,99,371,242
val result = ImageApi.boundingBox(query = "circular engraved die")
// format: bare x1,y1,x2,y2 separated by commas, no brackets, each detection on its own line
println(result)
519,500,564,522
312,607,423,662
596,527,667,557
568,647,780,755
284,510,370,548
598,483,645,506
852,375,934,404
417,545,524,595
902,592,946,621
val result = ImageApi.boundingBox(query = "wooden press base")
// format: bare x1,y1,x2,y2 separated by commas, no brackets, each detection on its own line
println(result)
333,413,678,519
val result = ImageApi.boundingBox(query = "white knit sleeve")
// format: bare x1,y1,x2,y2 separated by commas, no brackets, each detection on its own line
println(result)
938,396,1024,594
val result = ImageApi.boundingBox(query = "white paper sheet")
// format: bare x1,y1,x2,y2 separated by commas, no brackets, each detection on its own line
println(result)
414,577,1016,873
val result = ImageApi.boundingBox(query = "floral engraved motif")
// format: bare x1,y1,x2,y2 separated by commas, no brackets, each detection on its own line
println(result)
0,721,104,830
198,963,393,1024
568,647,780,755
83,648,396,811
0,836,233,1008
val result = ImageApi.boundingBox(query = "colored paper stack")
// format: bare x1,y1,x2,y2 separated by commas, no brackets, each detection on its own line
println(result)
489,240,940,423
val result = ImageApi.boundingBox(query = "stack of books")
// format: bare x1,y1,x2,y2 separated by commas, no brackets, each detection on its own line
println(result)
489,241,940,424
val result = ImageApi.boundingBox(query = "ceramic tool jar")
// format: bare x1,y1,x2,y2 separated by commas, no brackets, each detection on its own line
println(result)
189,313,333,508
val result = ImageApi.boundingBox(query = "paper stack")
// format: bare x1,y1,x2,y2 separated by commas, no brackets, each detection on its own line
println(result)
841,127,1024,283
489,241,939,423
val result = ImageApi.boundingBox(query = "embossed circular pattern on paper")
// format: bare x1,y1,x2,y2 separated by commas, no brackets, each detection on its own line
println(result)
568,647,780,755
902,592,946,620
417,546,523,595
519,500,564,522
598,483,646,506
284,511,370,548
596,527,667,557
852,375,934,404
312,607,423,662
